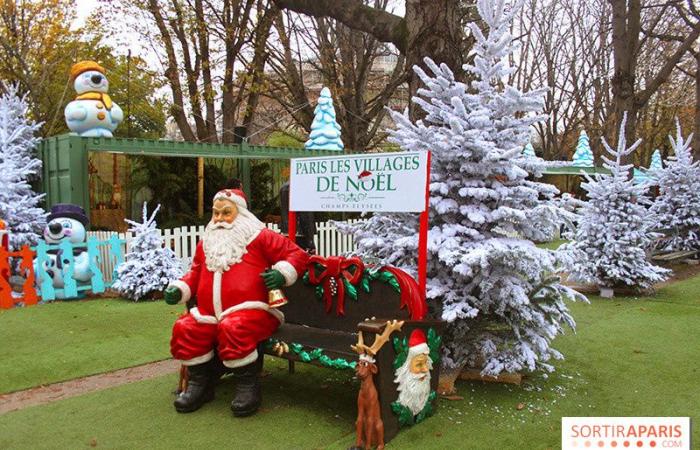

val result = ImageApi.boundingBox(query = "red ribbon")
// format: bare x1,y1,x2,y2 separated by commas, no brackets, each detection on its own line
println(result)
307,255,364,316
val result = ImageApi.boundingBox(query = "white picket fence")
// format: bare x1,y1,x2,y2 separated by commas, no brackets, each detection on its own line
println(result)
88,219,364,283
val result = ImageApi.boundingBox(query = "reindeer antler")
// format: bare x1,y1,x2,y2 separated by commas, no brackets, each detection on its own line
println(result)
352,320,404,356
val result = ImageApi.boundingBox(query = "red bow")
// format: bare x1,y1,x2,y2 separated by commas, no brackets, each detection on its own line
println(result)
307,256,364,316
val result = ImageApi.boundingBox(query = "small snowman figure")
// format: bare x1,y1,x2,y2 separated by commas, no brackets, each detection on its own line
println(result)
37,204,94,299
65,61,123,137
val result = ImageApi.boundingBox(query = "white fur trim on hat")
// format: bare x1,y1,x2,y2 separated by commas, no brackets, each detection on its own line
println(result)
213,189,247,209
272,260,298,286
169,280,191,304
409,342,430,355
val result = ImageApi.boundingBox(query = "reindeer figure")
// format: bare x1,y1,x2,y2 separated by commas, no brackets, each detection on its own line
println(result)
351,320,404,450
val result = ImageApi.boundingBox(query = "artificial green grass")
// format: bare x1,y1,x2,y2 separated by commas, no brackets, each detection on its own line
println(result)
0,298,177,393
1,276,699,449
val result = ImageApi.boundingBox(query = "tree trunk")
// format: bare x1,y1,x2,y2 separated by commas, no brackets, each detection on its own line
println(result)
694,52,700,161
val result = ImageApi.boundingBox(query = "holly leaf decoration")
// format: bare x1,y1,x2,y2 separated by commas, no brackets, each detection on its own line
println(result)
391,401,415,427
302,272,310,285
343,278,358,301
393,336,409,370
361,276,371,293
315,285,324,300
427,328,442,364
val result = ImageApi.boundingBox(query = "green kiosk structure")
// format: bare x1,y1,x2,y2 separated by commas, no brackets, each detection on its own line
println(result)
38,134,345,226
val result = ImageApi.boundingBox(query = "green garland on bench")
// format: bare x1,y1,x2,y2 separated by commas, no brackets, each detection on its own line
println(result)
266,339,357,370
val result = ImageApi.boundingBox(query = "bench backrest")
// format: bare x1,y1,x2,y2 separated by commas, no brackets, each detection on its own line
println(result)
283,257,425,333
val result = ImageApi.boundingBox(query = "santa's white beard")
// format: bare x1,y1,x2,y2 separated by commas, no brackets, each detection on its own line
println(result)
394,357,432,416
202,209,265,272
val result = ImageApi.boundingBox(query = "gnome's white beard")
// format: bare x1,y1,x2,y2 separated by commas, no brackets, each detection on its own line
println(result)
394,352,433,416
202,208,265,272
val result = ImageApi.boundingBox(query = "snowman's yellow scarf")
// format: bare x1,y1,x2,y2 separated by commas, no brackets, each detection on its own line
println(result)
75,92,113,110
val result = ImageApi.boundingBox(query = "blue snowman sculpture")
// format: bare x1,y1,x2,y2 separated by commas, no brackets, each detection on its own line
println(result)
37,204,94,299
64,61,123,137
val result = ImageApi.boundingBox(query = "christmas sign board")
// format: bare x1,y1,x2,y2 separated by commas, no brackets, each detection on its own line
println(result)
290,151,429,212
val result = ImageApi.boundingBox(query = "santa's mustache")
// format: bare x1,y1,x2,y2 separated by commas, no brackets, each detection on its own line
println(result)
207,221,235,230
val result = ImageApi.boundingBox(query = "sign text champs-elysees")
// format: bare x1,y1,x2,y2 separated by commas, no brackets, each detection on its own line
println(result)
290,152,429,213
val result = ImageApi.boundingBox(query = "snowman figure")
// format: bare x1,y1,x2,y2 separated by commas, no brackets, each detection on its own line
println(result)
37,204,94,299
64,61,123,137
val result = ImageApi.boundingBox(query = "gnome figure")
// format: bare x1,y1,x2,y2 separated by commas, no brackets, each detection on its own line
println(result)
65,61,123,137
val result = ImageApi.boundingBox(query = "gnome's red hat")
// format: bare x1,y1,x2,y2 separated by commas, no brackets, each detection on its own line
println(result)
408,329,429,355
213,188,248,209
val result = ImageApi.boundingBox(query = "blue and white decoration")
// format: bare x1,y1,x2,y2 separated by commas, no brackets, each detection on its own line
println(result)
572,130,594,167
35,204,94,299
523,142,536,158
65,61,123,137
305,87,344,151
649,149,663,172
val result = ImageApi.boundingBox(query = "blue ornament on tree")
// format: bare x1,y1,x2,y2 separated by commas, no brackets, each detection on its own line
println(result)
649,149,663,172
305,87,344,151
572,130,594,167
523,142,536,158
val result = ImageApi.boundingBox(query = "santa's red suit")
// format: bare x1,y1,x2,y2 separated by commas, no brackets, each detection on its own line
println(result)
169,212,308,369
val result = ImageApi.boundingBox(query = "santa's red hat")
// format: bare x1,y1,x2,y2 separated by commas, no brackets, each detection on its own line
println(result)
213,189,248,209
408,329,430,355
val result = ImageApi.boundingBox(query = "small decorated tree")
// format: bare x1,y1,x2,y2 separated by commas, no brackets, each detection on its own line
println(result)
523,142,536,158
572,130,594,167
340,0,583,386
650,122,700,251
305,87,344,151
0,84,47,251
649,149,663,172
113,203,182,301
561,114,671,293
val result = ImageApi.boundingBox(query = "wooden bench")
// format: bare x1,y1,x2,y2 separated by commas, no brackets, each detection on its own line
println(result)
185,256,443,446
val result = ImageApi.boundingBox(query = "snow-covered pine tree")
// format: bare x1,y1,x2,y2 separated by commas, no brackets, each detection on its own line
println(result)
561,113,671,290
340,0,583,379
112,203,182,301
305,87,344,151
0,84,47,251
650,122,700,251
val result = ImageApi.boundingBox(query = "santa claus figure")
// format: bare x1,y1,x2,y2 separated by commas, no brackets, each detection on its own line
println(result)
394,329,433,416
164,189,308,416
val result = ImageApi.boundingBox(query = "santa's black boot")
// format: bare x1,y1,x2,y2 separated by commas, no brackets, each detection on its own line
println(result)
173,360,216,413
230,349,264,417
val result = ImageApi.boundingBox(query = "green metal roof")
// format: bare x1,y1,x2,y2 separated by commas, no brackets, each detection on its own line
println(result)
57,134,350,159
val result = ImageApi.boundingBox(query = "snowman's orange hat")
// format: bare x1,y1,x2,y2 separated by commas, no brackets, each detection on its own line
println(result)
70,61,106,82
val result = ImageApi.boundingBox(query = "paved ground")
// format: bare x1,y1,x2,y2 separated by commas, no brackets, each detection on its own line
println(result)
0,359,179,415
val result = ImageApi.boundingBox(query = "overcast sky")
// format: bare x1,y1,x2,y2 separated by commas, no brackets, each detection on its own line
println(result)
74,0,100,28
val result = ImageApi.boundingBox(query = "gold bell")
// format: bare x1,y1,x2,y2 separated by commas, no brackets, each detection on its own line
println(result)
268,289,288,308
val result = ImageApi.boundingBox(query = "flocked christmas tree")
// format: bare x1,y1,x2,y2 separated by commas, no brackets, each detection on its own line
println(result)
650,122,700,251
572,130,594,167
339,0,583,381
112,203,182,301
305,87,344,151
560,113,670,291
0,84,47,251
